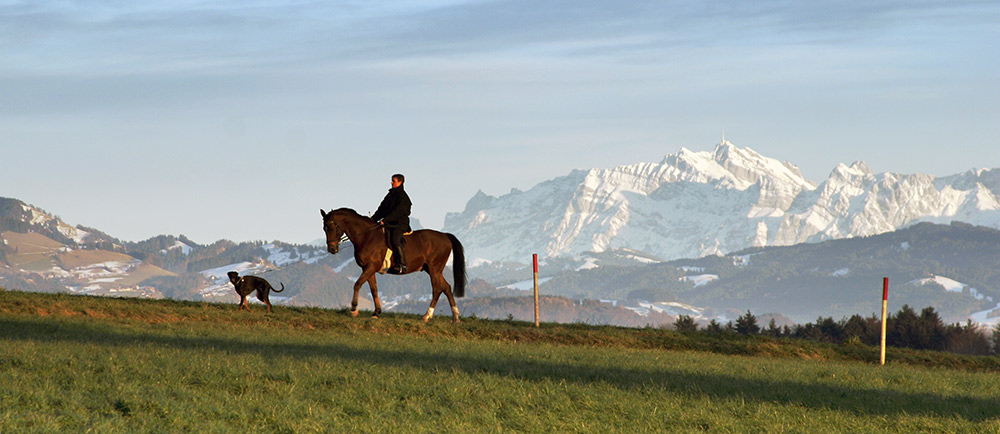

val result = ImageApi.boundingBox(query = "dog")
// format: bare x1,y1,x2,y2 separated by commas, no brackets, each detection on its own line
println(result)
227,271,284,313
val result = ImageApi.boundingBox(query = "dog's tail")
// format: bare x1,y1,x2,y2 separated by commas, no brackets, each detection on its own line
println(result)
272,282,285,293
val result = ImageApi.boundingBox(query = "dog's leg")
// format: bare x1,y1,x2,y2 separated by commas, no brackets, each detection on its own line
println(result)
257,289,272,313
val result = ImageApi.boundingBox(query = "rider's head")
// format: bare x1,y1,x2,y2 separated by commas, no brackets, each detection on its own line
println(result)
391,174,405,187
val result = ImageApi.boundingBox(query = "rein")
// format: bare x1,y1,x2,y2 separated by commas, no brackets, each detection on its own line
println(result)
327,214,381,246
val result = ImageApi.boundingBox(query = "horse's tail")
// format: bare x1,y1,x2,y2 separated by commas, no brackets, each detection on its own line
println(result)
447,233,466,298
272,282,285,293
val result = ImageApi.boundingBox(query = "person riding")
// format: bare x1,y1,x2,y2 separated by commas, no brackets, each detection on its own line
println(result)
371,173,412,273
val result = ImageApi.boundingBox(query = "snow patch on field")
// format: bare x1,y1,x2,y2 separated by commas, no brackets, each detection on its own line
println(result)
680,274,718,287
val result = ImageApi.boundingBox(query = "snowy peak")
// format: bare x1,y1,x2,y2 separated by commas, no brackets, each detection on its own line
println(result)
444,141,1000,264
710,141,815,190
658,141,815,191
831,161,874,179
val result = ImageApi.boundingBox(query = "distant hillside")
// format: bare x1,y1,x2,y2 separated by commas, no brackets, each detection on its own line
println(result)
6,195,1000,329
540,222,1000,324
0,197,342,305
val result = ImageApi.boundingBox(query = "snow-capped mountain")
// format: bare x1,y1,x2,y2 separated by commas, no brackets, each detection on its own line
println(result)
0,198,99,245
444,141,1000,263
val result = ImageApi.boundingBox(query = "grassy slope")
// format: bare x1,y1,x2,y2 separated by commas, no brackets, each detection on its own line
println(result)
2,231,64,271
55,249,136,269
2,231,175,291
2,289,1000,433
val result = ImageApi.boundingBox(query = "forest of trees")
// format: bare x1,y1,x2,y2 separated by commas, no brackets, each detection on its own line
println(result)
675,304,999,356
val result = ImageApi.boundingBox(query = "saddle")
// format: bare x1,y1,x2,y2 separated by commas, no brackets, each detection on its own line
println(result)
378,228,414,274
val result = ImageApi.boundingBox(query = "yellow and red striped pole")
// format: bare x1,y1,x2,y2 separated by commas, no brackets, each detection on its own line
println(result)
880,277,889,365
533,253,540,327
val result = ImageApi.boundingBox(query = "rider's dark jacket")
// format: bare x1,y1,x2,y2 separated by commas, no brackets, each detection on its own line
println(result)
371,185,412,232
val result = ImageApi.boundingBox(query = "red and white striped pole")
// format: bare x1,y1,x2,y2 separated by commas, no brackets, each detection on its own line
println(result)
880,277,889,366
533,253,539,327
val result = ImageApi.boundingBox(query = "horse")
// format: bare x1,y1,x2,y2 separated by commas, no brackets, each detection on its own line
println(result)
320,207,466,323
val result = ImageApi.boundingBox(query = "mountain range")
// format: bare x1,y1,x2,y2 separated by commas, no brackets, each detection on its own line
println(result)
4,140,1000,328
443,140,1000,264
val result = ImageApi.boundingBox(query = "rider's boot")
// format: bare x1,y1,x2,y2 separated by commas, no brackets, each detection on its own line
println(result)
394,246,407,274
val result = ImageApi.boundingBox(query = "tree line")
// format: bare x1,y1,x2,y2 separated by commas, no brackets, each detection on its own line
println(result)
674,304,998,356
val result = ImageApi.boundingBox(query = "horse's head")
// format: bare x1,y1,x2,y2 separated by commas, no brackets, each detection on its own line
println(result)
320,209,345,254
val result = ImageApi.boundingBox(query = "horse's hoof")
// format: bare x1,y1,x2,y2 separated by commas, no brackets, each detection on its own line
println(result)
421,315,431,322
371,314,379,320
451,318,461,324
350,310,359,318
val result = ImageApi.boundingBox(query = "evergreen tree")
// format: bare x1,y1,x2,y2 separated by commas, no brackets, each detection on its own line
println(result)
764,318,781,337
944,320,991,356
843,314,880,346
815,317,844,343
888,305,922,349
993,323,1000,355
674,315,698,332
919,307,947,351
735,310,760,335
706,319,725,333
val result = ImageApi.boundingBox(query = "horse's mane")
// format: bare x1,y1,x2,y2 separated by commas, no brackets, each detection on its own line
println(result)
331,207,372,222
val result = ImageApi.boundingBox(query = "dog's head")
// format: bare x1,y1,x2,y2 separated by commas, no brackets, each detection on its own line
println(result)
227,271,240,285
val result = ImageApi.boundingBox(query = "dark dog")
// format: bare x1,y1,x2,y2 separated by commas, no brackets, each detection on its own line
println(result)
228,271,284,313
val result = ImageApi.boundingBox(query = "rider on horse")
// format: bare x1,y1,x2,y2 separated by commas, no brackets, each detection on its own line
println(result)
371,173,412,273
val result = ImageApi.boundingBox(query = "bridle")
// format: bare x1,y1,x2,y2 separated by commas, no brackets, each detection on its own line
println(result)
325,211,387,252
326,215,350,246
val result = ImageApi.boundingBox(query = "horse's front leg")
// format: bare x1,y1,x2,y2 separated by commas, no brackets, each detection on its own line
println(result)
368,274,382,319
351,275,366,317
351,268,379,318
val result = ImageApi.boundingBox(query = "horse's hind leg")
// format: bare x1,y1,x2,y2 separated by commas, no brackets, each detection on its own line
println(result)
444,286,460,324
424,271,459,323
422,272,444,322
440,279,460,323
422,287,442,322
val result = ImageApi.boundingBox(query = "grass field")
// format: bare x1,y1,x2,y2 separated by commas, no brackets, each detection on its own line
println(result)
2,289,999,433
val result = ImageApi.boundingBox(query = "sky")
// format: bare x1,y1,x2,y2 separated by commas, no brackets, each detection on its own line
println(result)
2,0,998,245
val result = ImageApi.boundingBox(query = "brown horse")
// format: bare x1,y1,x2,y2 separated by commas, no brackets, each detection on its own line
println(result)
320,207,466,322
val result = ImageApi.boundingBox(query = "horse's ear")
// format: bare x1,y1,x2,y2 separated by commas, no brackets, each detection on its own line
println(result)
320,209,327,218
